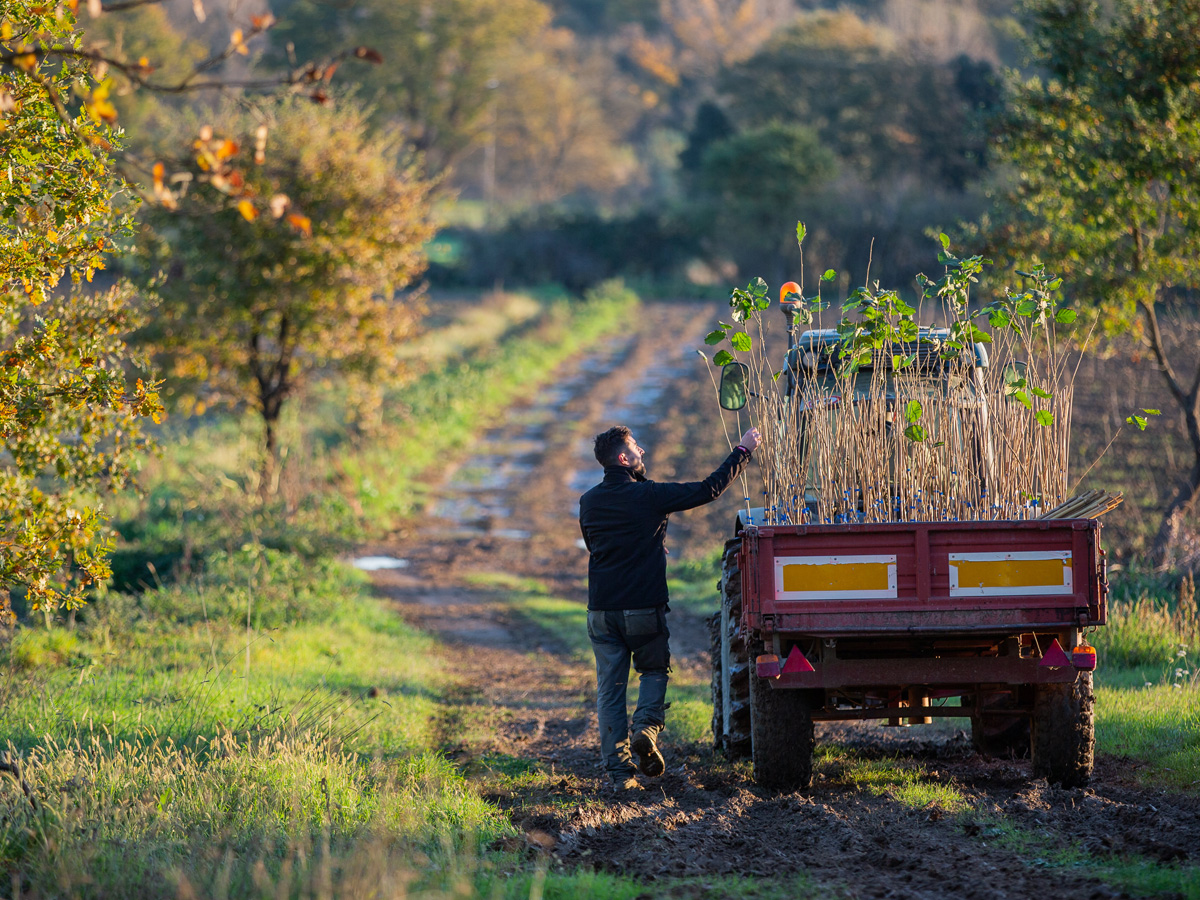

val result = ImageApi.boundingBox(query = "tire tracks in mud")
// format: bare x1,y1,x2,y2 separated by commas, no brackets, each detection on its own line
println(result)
363,301,1200,899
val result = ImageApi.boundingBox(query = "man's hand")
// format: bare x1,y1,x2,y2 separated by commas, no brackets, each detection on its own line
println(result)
739,427,762,453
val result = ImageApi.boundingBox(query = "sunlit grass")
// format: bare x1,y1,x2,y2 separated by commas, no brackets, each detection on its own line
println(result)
975,817,1200,900
835,758,970,812
1095,678,1200,790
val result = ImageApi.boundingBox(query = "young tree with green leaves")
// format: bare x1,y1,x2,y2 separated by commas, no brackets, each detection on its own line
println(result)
141,96,436,490
988,0,1200,564
0,2,162,618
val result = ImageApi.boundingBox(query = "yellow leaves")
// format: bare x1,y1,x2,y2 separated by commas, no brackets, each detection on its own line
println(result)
237,199,258,221
85,77,117,124
287,213,312,237
1,20,12,40
215,139,239,160
230,28,249,55
47,230,59,243
250,13,275,31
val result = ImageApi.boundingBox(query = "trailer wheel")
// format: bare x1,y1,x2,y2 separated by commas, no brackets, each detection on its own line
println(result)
1032,672,1094,788
749,640,816,791
710,538,751,759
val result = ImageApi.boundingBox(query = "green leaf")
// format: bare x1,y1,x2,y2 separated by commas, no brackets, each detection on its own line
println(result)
1013,390,1032,409
939,232,950,250
704,330,726,345
772,369,783,382
1143,409,1162,415
730,332,752,352
796,221,806,246
821,269,836,282
1035,409,1054,427
1030,386,1052,399
904,423,927,442
1055,309,1077,324
713,349,734,366
905,399,923,423
1126,414,1148,431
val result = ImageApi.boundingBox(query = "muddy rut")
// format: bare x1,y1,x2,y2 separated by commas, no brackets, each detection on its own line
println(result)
366,302,1199,899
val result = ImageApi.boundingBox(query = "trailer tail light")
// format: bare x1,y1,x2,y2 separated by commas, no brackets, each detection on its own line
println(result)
756,654,782,678
1072,639,1097,670
782,645,815,674
1038,638,1073,669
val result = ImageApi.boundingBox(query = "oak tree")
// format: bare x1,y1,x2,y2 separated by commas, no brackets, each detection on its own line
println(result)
141,96,436,489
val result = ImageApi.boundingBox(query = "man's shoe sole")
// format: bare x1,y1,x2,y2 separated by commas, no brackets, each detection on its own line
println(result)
631,733,665,777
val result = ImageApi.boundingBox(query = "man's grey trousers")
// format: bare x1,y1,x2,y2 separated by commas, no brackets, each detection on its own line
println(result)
587,606,670,779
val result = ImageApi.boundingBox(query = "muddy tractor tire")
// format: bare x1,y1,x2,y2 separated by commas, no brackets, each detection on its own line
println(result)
969,686,1032,759
748,640,816,791
1031,672,1095,788
711,538,751,760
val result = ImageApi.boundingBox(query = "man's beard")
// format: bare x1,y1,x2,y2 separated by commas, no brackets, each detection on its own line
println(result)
631,460,647,481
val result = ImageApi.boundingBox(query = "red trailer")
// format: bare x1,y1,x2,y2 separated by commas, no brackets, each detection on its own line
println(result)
709,517,1106,790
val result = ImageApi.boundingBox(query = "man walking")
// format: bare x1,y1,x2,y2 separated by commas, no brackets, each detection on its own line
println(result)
579,424,761,792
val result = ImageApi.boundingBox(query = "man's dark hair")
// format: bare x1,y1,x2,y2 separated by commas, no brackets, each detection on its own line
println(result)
594,426,632,467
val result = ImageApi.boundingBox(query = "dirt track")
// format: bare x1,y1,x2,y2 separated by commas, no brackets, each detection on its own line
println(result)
367,302,1199,898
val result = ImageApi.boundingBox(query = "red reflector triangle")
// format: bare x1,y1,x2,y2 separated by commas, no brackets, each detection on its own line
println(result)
782,646,815,673
1038,638,1072,668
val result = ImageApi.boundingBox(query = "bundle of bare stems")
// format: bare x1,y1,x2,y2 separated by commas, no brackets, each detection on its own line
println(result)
723,254,1079,526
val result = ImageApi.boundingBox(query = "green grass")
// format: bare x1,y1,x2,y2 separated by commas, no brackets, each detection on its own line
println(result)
666,549,723,617
104,280,640,592
0,559,517,897
1096,678,1200,790
974,817,1200,899
823,755,970,813
1,284,645,899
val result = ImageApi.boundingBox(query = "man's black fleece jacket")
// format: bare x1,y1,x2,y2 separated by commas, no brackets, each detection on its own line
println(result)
578,447,751,611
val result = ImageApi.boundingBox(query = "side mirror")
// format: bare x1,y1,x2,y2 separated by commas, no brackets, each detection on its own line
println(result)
718,361,750,411
1002,359,1028,387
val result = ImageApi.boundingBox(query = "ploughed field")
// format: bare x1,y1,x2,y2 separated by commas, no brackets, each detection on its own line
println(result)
368,302,1200,899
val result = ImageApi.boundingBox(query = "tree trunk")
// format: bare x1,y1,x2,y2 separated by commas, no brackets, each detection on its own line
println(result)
249,315,295,500
1138,295,1200,568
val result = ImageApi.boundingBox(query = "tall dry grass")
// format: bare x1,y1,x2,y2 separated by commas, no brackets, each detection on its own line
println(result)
723,247,1078,524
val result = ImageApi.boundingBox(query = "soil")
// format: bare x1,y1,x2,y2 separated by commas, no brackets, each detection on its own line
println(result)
365,302,1200,898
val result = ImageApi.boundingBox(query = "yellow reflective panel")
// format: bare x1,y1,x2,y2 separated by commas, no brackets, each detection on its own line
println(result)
954,557,1065,589
782,561,892,594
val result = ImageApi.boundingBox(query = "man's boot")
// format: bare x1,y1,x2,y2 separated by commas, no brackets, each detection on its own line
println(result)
630,729,665,777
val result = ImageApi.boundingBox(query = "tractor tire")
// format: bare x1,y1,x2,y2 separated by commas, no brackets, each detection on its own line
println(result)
711,538,751,759
969,687,1031,759
1032,672,1094,788
749,639,816,791
708,610,725,750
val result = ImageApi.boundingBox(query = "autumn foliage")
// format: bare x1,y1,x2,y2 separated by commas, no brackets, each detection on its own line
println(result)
1,2,162,614
140,96,437,484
